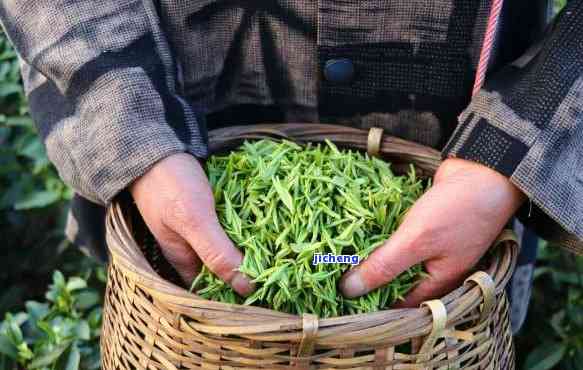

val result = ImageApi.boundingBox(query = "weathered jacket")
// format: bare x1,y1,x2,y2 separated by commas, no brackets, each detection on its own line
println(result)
0,0,581,255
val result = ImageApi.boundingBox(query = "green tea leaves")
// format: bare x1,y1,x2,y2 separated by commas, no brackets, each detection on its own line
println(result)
272,176,294,213
198,139,426,318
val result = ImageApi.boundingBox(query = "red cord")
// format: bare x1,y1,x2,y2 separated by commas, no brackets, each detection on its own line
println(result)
472,0,505,97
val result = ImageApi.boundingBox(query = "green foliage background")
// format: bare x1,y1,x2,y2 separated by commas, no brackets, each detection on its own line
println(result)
0,34,104,370
0,1,581,367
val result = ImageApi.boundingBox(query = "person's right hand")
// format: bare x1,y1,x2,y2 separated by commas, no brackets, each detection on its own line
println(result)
129,153,255,296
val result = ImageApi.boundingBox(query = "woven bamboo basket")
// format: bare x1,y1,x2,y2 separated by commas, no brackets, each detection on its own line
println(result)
101,124,519,370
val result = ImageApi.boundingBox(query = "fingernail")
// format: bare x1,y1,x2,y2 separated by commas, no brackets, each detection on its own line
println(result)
341,270,367,298
231,272,255,297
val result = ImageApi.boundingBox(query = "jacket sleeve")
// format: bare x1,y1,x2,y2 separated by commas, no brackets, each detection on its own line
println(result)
0,0,208,205
442,1,583,254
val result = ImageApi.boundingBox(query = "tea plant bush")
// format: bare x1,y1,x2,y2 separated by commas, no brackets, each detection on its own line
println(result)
516,243,583,370
0,270,105,370
0,33,75,317
0,32,103,370
0,36,72,212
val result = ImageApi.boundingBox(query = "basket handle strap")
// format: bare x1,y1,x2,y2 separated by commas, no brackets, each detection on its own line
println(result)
465,271,496,321
367,127,384,157
494,229,519,248
464,229,518,321
297,313,319,359
416,299,447,366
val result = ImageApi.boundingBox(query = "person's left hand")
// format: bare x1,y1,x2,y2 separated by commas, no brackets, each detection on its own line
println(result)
340,158,526,307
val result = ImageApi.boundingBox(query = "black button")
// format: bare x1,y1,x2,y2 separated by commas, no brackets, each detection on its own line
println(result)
324,58,355,84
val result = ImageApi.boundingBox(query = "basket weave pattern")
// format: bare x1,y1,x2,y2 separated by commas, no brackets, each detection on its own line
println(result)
101,124,519,370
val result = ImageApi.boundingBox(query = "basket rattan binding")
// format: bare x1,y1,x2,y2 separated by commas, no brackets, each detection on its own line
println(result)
101,124,519,370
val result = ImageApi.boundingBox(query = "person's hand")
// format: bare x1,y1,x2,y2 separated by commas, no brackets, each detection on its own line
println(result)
340,158,526,307
129,153,254,296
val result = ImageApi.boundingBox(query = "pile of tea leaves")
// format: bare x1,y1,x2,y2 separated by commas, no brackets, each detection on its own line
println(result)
192,139,427,318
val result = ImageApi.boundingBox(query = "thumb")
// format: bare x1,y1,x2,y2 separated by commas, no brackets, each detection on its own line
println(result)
340,230,428,298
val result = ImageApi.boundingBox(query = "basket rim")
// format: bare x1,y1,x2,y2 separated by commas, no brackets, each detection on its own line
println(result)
105,123,519,345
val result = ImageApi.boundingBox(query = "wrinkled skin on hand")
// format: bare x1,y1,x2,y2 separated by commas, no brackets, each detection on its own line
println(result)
340,158,526,307
130,153,254,296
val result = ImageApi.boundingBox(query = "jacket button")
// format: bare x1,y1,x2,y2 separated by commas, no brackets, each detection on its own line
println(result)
324,58,355,84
